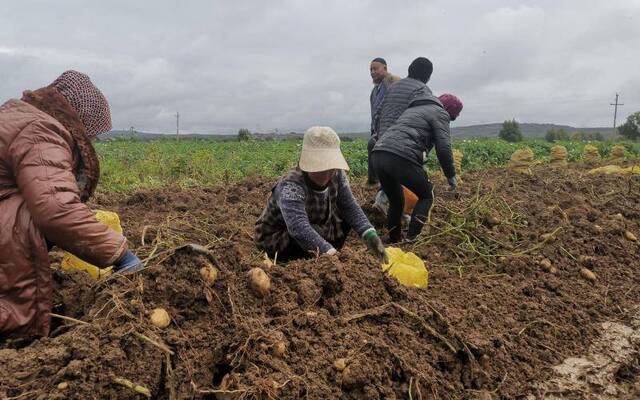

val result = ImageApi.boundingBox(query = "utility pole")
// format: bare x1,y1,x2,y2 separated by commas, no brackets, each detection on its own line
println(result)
176,111,180,140
610,93,624,130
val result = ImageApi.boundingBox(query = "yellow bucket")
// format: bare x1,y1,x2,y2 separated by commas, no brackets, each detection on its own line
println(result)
382,247,429,288
60,210,122,279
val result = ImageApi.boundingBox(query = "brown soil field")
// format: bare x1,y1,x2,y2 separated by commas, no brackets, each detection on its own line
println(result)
1,163,640,399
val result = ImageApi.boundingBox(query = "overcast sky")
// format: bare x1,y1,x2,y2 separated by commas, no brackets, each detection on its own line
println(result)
1,0,639,134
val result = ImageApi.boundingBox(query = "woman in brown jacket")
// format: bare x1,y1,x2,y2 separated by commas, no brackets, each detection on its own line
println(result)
0,71,141,338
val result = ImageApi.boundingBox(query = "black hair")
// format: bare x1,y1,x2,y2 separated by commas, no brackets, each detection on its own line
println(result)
371,57,387,66
408,57,433,83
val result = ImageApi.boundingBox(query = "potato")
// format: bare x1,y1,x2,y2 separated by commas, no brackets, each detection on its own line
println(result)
579,255,596,265
614,213,625,221
484,214,501,227
539,258,552,270
593,225,604,234
540,232,556,242
539,259,557,274
57,382,69,390
580,268,597,282
334,358,347,371
150,308,171,328
199,264,219,286
625,231,637,242
272,341,286,357
248,267,271,297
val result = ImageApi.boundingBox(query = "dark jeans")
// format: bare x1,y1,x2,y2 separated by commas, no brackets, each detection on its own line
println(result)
371,151,434,242
367,136,378,185
277,221,351,262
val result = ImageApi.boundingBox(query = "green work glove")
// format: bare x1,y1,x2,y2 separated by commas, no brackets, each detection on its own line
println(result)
362,229,389,263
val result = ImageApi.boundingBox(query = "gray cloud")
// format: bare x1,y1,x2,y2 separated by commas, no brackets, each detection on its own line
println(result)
1,0,639,133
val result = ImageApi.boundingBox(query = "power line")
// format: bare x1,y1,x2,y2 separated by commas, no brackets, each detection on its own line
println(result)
610,93,624,129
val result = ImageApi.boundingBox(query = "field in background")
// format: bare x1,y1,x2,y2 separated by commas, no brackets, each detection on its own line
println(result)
96,138,640,192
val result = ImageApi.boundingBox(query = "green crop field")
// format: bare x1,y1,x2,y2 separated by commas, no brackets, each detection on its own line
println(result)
95,138,640,193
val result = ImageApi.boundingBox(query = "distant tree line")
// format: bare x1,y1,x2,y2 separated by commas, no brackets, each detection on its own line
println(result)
544,128,604,142
498,110,640,143
618,112,640,141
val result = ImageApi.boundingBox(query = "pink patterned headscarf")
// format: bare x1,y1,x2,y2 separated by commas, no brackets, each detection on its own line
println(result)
51,70,112,138
438,93,463,121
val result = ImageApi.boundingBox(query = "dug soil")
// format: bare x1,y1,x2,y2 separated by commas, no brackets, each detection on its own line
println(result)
1,163,640,399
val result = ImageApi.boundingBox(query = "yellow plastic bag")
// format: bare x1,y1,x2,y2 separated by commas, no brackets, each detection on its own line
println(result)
60,210,122,279
381,247,429,288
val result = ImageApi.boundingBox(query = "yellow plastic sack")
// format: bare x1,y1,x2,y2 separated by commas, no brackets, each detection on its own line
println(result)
549,145,568,167
610,145,625,162
382,247,429,288
583,144,600,163
587,165,640,176
508,147,535,175
60,210,122,279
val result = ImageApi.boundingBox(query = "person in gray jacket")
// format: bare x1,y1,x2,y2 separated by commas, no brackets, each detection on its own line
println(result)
371,90,463,243
367,57,399,185
371,57,434,211
374,57,434,140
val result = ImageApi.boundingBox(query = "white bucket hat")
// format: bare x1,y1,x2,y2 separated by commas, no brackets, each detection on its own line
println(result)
299,126,350,172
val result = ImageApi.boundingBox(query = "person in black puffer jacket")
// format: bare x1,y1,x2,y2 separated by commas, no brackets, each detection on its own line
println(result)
371,90,463,243
373,57,434,140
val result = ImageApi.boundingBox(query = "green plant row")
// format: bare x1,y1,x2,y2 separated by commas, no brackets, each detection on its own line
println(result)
94,138,640,193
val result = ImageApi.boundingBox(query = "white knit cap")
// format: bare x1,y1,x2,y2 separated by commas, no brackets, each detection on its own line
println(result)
298,126,349,172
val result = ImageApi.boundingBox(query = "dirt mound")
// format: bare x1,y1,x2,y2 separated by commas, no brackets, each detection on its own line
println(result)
2,165,640,399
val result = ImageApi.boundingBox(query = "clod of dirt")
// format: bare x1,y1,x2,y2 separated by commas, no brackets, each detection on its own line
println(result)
625,231,637,242
475,391,493,400
539,258,557,274
248,267,271,297
216,374,241,400
150,308,171,328
334,358,347,371
483,214,501,227
341,363,367,390
199,263,219,286
579,255,597,267
272,341,286,357
296,278,322,307
580,268,597,283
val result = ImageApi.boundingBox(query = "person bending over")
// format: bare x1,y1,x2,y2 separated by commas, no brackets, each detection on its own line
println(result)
371,92,463,243
256,126,387,262
0,71,142,338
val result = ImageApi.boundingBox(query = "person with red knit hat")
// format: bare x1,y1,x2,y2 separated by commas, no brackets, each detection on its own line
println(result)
438,93,463,121
371,88,463,243
0,70,142,338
